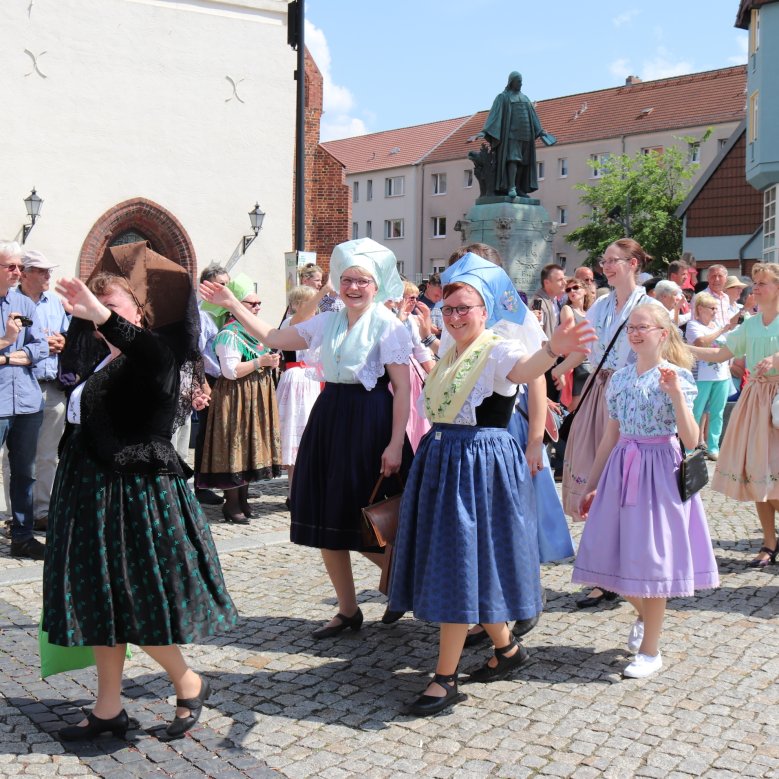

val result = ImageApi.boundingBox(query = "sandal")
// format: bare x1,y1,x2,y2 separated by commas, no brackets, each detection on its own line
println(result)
747,545,778,568
409,671,466,716
468,638,529,683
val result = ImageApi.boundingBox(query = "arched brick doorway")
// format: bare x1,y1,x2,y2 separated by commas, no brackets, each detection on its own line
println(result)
78,198,197,280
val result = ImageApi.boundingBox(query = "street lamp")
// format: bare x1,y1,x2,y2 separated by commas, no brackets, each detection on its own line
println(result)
22,188,43,243
243,202,266,253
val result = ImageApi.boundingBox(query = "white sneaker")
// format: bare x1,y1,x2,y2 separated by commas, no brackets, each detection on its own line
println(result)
627,620,644,653
623,652,662,679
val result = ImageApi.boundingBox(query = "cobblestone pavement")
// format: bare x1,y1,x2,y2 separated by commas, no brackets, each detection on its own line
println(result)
1,468,779,778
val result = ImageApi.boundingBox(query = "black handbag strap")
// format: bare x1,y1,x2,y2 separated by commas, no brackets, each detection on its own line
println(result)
569,317,628,415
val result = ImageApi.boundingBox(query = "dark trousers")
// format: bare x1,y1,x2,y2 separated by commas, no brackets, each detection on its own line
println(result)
0,410,44,541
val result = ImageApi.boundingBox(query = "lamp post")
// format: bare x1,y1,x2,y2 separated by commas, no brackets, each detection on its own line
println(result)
22,188,43,243
243,202,266,253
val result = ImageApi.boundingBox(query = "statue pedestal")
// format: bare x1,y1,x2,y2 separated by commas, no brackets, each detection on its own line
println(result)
456,200,556,294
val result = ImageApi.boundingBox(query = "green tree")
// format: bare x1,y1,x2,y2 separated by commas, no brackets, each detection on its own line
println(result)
567,137,707,273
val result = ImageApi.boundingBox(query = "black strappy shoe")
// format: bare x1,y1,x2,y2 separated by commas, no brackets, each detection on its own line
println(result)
59,709,130,741
165,676,211,739
311,608,363,639
469,638,529,683
409,671,466,716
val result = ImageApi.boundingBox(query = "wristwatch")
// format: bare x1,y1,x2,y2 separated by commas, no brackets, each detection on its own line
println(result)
542,341,559,359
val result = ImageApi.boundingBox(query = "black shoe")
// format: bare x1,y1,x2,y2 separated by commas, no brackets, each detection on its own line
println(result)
311,608,363,639
468,639,529,683
284,498,291,510
464,624,491,648
512,612,540,638
59,709,130,741
409,672,466,716
33,516,48,532
196,489,224,506
166,676,211,739
10,537,45,560
221,506,249,525
239,503,255,519
380,608,405,625
575,589,618,609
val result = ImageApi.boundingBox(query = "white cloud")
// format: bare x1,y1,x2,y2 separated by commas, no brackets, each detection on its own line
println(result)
609,57,632,81
641,46,693,81
728,34,748,65
305,20,368,141
613,10,639,27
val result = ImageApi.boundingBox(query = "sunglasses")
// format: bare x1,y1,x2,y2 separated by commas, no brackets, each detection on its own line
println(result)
243,300,262,308
565,285,581,293
1,264,22,272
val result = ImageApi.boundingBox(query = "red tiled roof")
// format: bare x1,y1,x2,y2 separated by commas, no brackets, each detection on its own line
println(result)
321,116,472,174
425,66,747,164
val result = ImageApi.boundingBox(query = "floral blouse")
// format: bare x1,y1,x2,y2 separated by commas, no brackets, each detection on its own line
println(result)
606,361,697,436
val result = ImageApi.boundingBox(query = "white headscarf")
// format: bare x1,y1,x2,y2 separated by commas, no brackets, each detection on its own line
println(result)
328,238,404,303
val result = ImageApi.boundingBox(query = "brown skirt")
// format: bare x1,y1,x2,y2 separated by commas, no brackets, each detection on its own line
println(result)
198,370,282,489
711,375,779,502
561,370,613,518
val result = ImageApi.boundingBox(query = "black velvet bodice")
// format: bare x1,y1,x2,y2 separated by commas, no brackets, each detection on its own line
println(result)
474,389,518,428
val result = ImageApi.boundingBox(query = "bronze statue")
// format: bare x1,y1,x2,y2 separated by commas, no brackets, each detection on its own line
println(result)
476,71,555,198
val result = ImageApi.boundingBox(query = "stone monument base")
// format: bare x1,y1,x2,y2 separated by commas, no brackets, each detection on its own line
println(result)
456,201,556,294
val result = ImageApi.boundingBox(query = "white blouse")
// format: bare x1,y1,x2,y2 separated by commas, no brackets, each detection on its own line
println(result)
66,354,113,425
295,312,412,390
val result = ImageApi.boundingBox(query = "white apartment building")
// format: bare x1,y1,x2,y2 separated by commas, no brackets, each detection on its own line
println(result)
325,66,746,284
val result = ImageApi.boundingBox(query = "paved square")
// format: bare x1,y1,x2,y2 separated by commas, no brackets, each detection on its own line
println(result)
1,470,778,777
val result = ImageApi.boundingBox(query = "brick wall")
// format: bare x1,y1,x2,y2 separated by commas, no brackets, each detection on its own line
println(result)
292,50,350,273
78,197,197,280
686,133,763,237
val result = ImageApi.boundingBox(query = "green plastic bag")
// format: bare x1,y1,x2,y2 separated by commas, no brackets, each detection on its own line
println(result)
39,615,132,679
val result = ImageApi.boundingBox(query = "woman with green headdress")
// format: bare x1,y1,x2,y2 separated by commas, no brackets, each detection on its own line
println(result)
200,238,414,639
198,274,282,522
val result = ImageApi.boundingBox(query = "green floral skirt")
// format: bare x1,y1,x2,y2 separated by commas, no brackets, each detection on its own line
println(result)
43,431,238,647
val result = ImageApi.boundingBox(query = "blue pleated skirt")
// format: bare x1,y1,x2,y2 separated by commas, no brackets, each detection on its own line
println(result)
389,423,543,624
507,391,574,562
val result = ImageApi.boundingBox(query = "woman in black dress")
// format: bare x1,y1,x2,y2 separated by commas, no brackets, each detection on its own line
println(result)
44,243,237,741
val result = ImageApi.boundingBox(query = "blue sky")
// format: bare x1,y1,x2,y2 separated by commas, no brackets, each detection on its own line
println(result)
306,0,748,141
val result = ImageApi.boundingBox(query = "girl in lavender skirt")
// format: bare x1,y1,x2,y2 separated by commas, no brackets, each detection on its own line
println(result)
572,303,719,679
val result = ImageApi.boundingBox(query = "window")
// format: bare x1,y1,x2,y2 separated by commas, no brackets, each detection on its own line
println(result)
432,217,447,238
556,254,567,269
432,173,447,195
396,260,405,275
367,179,373,201
384,219,404,239
430,263,446,275
750,9,760,56
590,153,609,178
352,181,359,203
718,138,728,150
352,222,358,240
385,176,405,197
764,186,776,262
688,142,701,163
641,146,664,155
537,161,545,180
366,220,372,239
749,91,759,143
463,169,473,188
558,157,568,177
557,207,568,225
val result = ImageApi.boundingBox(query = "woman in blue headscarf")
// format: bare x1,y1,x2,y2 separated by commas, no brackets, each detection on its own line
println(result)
200,239,413,638
388,253,595,717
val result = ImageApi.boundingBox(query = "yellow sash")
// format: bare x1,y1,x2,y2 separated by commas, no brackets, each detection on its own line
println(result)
424,331,502,423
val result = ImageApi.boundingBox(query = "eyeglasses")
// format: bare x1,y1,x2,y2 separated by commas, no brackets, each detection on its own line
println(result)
340,276,374,289
599,257,631,269
243,300,262,308
1,264,22,272
441,304,485,317
626,324,662,334
565,285,581,293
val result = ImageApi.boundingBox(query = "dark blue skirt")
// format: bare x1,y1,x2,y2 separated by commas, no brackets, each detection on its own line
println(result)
389,423,542,624
290,379,412,551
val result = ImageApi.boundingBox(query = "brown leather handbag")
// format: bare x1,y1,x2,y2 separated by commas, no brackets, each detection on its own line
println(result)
361,475,403,548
